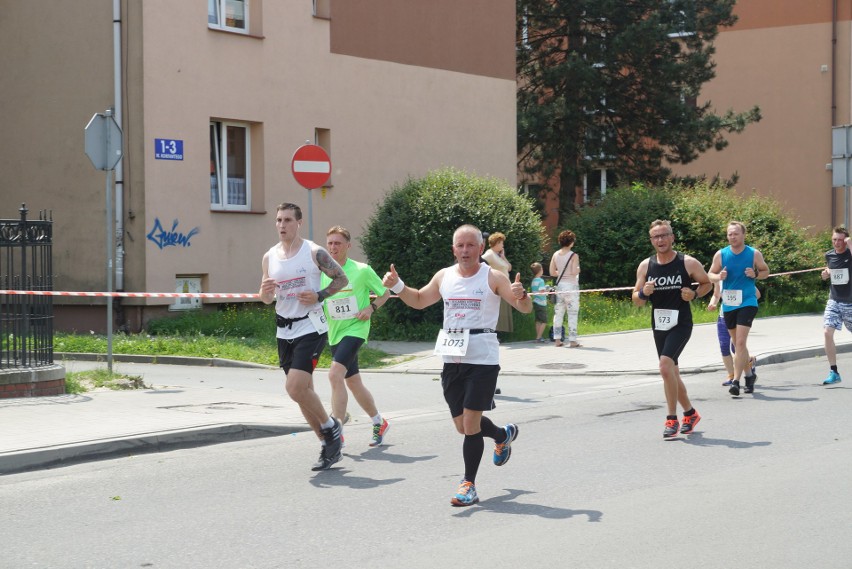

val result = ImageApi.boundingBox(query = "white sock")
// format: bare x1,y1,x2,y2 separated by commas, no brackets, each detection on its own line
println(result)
320,417,334,430
371,413,383,425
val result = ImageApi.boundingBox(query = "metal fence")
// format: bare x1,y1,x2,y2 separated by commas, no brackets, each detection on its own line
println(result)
0,204,53,369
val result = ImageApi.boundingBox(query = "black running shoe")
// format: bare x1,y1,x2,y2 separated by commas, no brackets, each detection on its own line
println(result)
729,380,741,396
744,374,756,394
320,417,343,460
311,445,342,471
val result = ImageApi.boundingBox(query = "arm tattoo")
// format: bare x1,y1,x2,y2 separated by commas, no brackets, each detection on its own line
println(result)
316,248,348,300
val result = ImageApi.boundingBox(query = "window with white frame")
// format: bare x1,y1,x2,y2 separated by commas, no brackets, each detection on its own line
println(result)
210,121,250,211
209,0,248,33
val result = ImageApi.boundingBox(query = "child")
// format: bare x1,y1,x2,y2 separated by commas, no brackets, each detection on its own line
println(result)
530,262,548,343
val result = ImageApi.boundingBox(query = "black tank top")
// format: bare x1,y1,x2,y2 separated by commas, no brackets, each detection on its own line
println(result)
826,248,852,303
646,252,692,329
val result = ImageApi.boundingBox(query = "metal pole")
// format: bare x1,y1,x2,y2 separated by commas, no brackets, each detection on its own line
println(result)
106,168,114,372
307,188,314,241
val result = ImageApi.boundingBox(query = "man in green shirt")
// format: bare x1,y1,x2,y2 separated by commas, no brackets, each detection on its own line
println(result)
322,226,391,446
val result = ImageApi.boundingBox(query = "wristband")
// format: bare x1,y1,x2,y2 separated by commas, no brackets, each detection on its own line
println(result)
637,290,648,301
390,279,405,294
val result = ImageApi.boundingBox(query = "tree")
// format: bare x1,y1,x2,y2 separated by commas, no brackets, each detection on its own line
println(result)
517,0,761,225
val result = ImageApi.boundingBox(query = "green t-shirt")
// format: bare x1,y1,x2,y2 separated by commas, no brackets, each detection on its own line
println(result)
321,258,387,346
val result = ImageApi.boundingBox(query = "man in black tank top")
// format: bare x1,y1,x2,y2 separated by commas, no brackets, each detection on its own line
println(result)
633,220,712,439
820,226,852,385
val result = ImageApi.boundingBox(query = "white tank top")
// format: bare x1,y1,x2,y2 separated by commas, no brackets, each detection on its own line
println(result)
267,240,322,339
439,263,500,365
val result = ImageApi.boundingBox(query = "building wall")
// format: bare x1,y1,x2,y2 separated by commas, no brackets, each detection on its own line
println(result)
672,0,852,231
0,0,516,331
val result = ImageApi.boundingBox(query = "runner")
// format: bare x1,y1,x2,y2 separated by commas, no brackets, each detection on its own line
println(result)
708,221,770,396
322,225,391,446
259,203,348,471
382,224,532,506
820,226,852,385
707,281,758,387
633,219,712,438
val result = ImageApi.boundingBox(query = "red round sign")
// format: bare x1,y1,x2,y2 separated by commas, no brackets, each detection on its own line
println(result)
291,144,332,189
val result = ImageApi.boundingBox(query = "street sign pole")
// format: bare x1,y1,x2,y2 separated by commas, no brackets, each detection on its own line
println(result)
85,109,124,373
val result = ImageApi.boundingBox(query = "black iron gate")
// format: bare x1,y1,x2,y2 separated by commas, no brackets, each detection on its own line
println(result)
0,204,53,369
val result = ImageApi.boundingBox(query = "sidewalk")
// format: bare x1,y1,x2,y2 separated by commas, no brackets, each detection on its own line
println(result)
1,313,847,475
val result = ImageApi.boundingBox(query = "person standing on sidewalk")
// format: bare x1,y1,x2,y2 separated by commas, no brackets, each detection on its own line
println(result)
820,226,852,385
530,262,549,343
259,203,349,471
322,225,392,446
633,220,712,438
382,224,532,507
481,232,514,335
549,229,581,347
708,221,770,396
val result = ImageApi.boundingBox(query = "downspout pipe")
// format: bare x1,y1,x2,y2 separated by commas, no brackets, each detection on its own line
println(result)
832,0,837,225
113,0,125,291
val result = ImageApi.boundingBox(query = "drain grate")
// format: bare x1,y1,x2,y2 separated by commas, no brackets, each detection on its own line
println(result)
537,362,587,370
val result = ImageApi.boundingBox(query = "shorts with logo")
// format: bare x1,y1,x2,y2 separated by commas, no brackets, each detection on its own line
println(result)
653,324,692,365
824,298,852,332
278,332,327,374
441,363,500,417
329,336,365,378
723,305,758,329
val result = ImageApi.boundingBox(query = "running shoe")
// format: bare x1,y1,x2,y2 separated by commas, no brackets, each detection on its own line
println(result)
450,479,479,507
823,370,842,385
749,356,758,377
341,411,351,425
744,374,757,394
729,380,741,396
319,417,343,460
369,418,390,447
493,423,519,466
680,411,701,435
311,445,342,471
663,418,679,438
722,378,733,386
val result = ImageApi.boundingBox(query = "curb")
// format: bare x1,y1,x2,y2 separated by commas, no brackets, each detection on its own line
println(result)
0,423,309,476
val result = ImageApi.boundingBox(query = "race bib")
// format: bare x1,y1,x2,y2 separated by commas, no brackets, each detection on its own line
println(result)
327,296,359,320
308,309,329,334
722,289,742,307
831,268,849,285
434,329,470,356
653,309,679,331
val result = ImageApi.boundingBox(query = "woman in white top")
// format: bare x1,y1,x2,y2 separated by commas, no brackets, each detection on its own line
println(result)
481,232,513,333
549,229,581,347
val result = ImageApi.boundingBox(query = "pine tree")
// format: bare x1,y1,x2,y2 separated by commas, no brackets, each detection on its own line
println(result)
517,0,761,224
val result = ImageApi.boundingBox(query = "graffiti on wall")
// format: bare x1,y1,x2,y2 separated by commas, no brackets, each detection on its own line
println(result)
146,218,200,250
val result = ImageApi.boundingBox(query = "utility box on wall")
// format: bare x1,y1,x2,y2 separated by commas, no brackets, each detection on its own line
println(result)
171,276,202,311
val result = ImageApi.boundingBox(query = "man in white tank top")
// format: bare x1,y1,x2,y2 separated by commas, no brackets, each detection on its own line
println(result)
382,224,533,507
259,203,349,471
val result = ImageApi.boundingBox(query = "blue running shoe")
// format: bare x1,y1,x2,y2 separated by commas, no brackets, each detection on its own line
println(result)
823,370,842,385
451,479,479,507
493,423,518,466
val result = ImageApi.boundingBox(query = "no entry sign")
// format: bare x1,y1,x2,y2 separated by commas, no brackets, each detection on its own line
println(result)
291,144,331,189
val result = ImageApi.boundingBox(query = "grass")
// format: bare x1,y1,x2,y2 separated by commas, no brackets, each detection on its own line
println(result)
64,368,147,394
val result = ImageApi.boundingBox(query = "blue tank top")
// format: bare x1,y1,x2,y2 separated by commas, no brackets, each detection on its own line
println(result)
720,245,757,312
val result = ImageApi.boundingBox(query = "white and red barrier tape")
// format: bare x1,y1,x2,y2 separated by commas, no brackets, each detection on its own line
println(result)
0,267,824,300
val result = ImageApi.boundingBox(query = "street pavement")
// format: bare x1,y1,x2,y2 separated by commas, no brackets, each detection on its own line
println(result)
1,313,847,475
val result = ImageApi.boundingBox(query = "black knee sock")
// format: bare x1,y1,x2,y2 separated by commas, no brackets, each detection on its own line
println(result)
479,415,505,442
463,433,484,483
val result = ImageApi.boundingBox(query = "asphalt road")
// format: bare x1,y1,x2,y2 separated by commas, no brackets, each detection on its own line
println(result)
2,355,850,569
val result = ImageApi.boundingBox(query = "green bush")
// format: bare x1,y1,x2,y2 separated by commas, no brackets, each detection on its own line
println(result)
559,181,826,305
562,182,675,291
362,168,546,336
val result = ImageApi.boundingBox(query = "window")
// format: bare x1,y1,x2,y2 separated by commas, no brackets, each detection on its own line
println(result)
209,0,248,33
312,0,331,19
210,121,251,211
583,169,615,203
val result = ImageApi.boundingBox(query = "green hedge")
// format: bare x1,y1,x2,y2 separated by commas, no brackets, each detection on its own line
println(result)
361,168,546,338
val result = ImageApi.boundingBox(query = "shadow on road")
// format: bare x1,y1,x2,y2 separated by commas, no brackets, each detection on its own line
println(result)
452,488,603,521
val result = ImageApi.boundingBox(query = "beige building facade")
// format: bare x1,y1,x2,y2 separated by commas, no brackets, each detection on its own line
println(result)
673,0,852,231
0,0,516,332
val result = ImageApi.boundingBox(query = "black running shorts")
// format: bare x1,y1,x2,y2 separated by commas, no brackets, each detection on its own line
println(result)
723,305,758,330
329,336,365,378
653,324,692,365
441,363,500,418
278,332,327,374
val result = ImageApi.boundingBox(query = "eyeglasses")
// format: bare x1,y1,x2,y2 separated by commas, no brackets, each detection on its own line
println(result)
650,233,672,240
